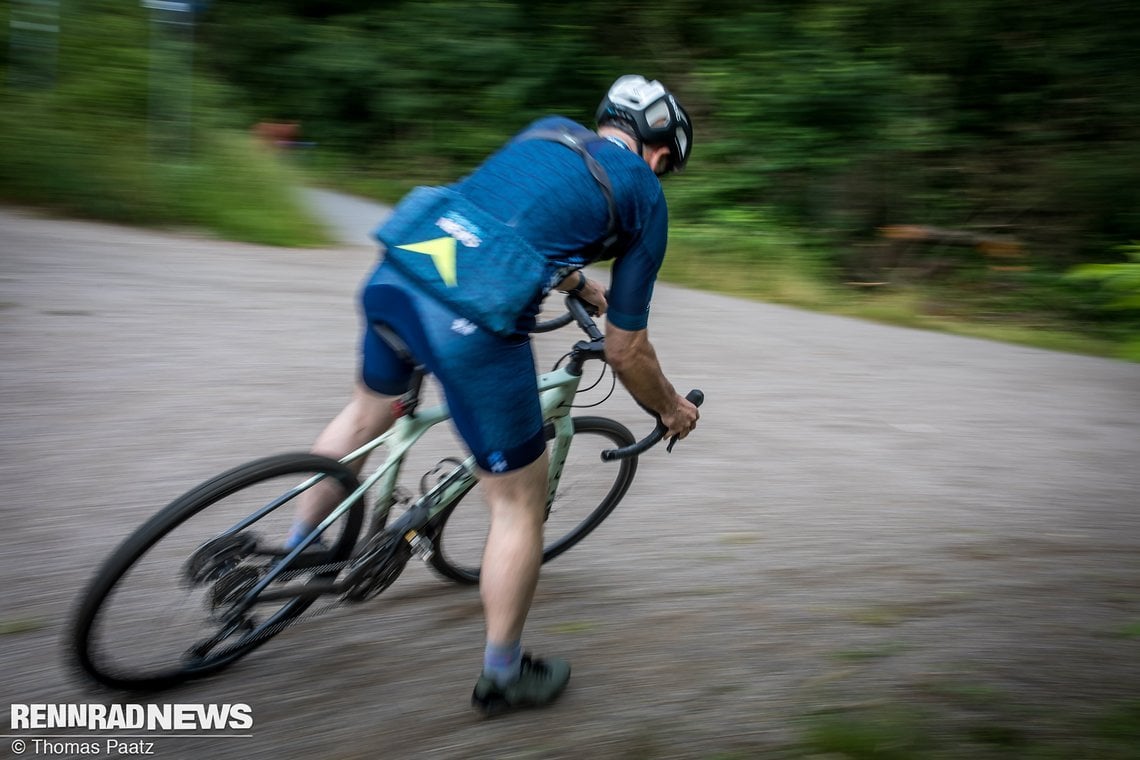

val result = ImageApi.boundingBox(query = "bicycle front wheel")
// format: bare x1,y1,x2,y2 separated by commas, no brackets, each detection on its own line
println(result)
429,416,637,585
71,453,362,691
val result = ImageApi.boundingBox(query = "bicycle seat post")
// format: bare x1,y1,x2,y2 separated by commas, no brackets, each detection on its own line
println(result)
397,365,425,417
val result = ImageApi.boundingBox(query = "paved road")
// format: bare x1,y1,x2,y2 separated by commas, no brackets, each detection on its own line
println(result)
301,188,392,249
1,200,1138,759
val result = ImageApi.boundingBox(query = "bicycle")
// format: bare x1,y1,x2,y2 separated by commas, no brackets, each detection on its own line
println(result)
71,295,703,691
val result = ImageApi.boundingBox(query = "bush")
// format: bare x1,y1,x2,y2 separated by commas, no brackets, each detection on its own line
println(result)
1067,243,1140,359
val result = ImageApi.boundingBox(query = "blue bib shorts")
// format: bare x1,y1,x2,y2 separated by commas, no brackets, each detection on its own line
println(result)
359,263,546,474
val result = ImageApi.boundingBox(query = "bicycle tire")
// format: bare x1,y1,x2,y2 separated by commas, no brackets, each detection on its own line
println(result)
428,416,637,585
71,453,362,691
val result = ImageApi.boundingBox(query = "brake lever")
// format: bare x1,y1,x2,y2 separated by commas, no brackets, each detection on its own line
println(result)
666,389,704,452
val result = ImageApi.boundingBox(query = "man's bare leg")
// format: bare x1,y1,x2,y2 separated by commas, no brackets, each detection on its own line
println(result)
289,382,399,543
478,450,549,645
471,448,571,712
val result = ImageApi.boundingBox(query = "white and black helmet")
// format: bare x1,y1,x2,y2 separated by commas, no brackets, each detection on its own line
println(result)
596,74,693,173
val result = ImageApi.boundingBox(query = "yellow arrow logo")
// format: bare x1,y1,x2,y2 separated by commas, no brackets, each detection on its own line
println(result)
395,237,458,287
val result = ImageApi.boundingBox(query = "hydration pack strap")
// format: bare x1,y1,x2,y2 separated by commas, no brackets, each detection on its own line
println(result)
518,127,620,259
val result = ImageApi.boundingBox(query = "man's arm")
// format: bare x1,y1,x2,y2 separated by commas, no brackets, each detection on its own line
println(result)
604,323,699,439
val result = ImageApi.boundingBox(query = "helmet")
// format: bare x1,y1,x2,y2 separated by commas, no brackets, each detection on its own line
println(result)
596,74,693,173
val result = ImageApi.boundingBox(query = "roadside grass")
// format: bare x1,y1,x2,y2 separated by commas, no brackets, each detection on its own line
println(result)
0,100,331,247
0,618,47,636
662,234,1127,361
796,700,1140,759
799,706,929,759
162,134,333,247
1114,621,1140,638
1098,700,1140,745
791,663,1140,760
829,643,907,662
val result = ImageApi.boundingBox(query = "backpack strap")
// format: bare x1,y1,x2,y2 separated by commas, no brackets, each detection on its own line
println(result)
517,127,621,260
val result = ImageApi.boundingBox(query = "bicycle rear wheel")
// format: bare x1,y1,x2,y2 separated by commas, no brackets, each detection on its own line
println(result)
429,416,637,585
71,453,362,691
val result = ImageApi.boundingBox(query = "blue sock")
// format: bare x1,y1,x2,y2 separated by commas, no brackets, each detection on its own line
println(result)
284,520,313,551
483,640,522,687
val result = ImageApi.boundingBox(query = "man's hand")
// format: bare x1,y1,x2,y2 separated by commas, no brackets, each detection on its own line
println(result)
661,391,700,440
577,277,608,316
556,270,607,315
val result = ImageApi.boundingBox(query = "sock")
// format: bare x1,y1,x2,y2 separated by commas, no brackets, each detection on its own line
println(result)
483,640,522,687
284,520,314,551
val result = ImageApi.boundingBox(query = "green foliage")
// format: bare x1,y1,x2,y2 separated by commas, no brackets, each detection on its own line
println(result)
1068,244,1140,312
200,0,630,164
195,1,1140,259
0,0,328,245
1066,243,1140,359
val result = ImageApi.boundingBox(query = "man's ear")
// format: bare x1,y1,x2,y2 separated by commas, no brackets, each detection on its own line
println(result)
648,145,672,175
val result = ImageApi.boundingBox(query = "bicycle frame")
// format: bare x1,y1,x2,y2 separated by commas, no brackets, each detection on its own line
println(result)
257,359,589,596
352,361,584,526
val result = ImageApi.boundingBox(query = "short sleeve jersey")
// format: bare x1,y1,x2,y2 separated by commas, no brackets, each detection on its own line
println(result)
450,116,668,331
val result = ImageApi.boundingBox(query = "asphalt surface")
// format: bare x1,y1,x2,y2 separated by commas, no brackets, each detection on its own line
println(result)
1,197,1138,759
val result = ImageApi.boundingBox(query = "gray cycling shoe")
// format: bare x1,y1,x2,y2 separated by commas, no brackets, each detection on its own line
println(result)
471,654,571,716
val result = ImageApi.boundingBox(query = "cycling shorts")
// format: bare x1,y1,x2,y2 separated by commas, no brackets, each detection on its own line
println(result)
359,262,545,473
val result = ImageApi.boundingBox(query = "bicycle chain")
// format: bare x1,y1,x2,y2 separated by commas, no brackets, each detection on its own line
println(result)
202,552,368,660
208,528,412,654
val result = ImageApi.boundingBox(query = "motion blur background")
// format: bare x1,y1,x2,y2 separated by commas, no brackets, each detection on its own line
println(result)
2,0,1139,359
3,4,1140,758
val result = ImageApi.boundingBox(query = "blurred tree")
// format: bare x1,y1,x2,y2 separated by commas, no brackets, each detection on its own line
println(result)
32,0,1140,278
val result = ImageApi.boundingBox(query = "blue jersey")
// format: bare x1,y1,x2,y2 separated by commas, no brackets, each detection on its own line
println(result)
451,116,669,331
361,117,669,471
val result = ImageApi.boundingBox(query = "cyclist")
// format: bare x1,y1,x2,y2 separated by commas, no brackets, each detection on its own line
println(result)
290,75,700,715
